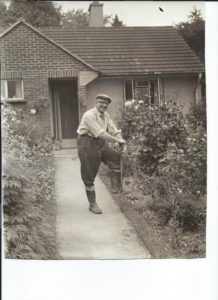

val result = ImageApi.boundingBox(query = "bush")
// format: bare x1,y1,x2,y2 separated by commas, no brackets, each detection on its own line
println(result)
2,103,57,259
118,99,207,238
119,100,187,175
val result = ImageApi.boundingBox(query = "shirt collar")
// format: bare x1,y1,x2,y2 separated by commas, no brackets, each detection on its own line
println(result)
94,106,105,118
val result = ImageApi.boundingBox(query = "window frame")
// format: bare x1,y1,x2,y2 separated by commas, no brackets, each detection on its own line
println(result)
124,78,159,105
1,79,25,102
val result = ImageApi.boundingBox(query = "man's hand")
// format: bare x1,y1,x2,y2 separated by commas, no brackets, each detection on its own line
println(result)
120,144,127,154
118,139,127,154
118,138,126,145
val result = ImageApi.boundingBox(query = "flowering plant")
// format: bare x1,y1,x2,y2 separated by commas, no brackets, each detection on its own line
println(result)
2,103,57,259
118,99,206,235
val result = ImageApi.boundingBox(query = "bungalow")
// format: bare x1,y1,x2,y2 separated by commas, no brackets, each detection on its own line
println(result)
0,2,205,149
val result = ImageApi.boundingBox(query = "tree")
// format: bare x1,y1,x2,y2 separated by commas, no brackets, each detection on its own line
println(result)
61,9,88,28
2,0,62,28
111,14,124,27
176,7,205,62
0,2,9,28
61,8,112,28
1,1,123,29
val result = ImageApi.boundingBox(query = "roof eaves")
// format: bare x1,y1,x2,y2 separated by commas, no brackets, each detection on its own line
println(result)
100,69,205,77
0,19,99,73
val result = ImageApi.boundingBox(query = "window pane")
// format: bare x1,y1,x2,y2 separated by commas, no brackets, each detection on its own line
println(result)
135,80,148,87
8,80,23,98
135,80,149,103
8,81,16,98
1,80,6,98
135,87,148,102
125,80,133,100
135,80,147,103
134,80,158,105
15,81,22,98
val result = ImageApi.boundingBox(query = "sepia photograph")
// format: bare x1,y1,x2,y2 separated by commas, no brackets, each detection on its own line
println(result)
1,0,207,262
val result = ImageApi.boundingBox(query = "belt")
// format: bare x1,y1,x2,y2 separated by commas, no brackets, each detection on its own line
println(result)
78,134,97,139
78,134,105,146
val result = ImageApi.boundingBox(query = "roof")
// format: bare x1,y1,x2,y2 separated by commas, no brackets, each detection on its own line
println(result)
1,20,204,76
0,20,98,73
41,26,204,76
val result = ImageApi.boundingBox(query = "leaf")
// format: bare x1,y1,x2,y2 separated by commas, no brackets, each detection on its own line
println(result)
159,158,167,163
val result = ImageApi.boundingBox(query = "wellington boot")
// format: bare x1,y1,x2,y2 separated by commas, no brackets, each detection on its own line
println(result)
86,190,102,214
89,202,102,214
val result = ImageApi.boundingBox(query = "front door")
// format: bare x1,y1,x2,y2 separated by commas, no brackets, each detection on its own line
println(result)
50,79,79,148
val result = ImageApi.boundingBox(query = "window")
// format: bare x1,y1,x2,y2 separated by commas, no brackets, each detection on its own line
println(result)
1,80,24,101
124,79,158,105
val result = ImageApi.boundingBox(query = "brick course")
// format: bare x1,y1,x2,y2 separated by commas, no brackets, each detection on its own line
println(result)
0,22,92,138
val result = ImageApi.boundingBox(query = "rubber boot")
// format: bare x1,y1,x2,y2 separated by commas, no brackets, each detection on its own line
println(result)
86,190,102,214
111,170,121,193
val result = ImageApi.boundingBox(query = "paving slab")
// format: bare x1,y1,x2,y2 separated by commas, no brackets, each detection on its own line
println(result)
55,149,150,259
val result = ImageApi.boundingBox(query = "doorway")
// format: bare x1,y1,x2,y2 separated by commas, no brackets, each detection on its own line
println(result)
50,79,79,148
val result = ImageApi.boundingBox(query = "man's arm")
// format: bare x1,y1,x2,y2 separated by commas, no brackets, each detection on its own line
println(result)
82,111,126,147
106,114,123,138
105,116,126,151
113,131,123,140
98,131,125,144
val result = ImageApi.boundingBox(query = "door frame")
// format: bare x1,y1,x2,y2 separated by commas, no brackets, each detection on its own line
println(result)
49,77,79,149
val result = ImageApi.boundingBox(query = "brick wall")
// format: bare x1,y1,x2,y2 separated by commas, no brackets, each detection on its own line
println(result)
0,22,93,137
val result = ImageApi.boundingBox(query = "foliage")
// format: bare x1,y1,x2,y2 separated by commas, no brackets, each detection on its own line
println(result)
175,7,205,62
1,1,123,29
191,97,207,129
111,14,124,27
0,2,8,28
118,99,206,248
61,8,89,28
120,100,187,176
1,0,62,28
2,103,57,259
61,7,112,28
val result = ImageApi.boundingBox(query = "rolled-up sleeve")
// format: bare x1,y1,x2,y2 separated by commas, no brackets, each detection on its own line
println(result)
83,114,105,138
107,116,121,136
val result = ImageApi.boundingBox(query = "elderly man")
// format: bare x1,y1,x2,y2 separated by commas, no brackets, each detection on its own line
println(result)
77,94,126,214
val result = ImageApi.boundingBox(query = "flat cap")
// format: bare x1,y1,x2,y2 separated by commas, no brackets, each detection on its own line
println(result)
96,94,112,103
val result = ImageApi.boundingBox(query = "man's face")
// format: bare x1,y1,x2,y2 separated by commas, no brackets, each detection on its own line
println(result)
96,99,110,114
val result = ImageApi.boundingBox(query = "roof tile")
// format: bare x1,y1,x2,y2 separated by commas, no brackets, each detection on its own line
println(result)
40,26,205,75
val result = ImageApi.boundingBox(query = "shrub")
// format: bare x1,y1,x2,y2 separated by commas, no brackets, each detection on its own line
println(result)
2,103,57,259
118,99,207,237
119,100,187,176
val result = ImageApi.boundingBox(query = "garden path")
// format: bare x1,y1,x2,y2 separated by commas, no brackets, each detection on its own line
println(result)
54,149,150,259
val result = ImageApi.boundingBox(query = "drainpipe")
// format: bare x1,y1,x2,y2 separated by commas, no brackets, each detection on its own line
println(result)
157,77,161,105
195,72,202,104
132,79,135,99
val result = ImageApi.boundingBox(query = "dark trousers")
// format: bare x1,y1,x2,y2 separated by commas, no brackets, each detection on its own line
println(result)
77,135,120,189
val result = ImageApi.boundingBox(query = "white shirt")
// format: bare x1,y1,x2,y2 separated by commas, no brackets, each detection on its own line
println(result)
77,107,120,138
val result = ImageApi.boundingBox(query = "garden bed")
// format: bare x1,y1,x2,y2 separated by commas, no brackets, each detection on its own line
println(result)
99,167,206,258
100,99,206,259
2,104,59,259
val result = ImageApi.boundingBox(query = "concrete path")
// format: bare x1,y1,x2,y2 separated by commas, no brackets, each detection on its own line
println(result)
55,149,150,259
